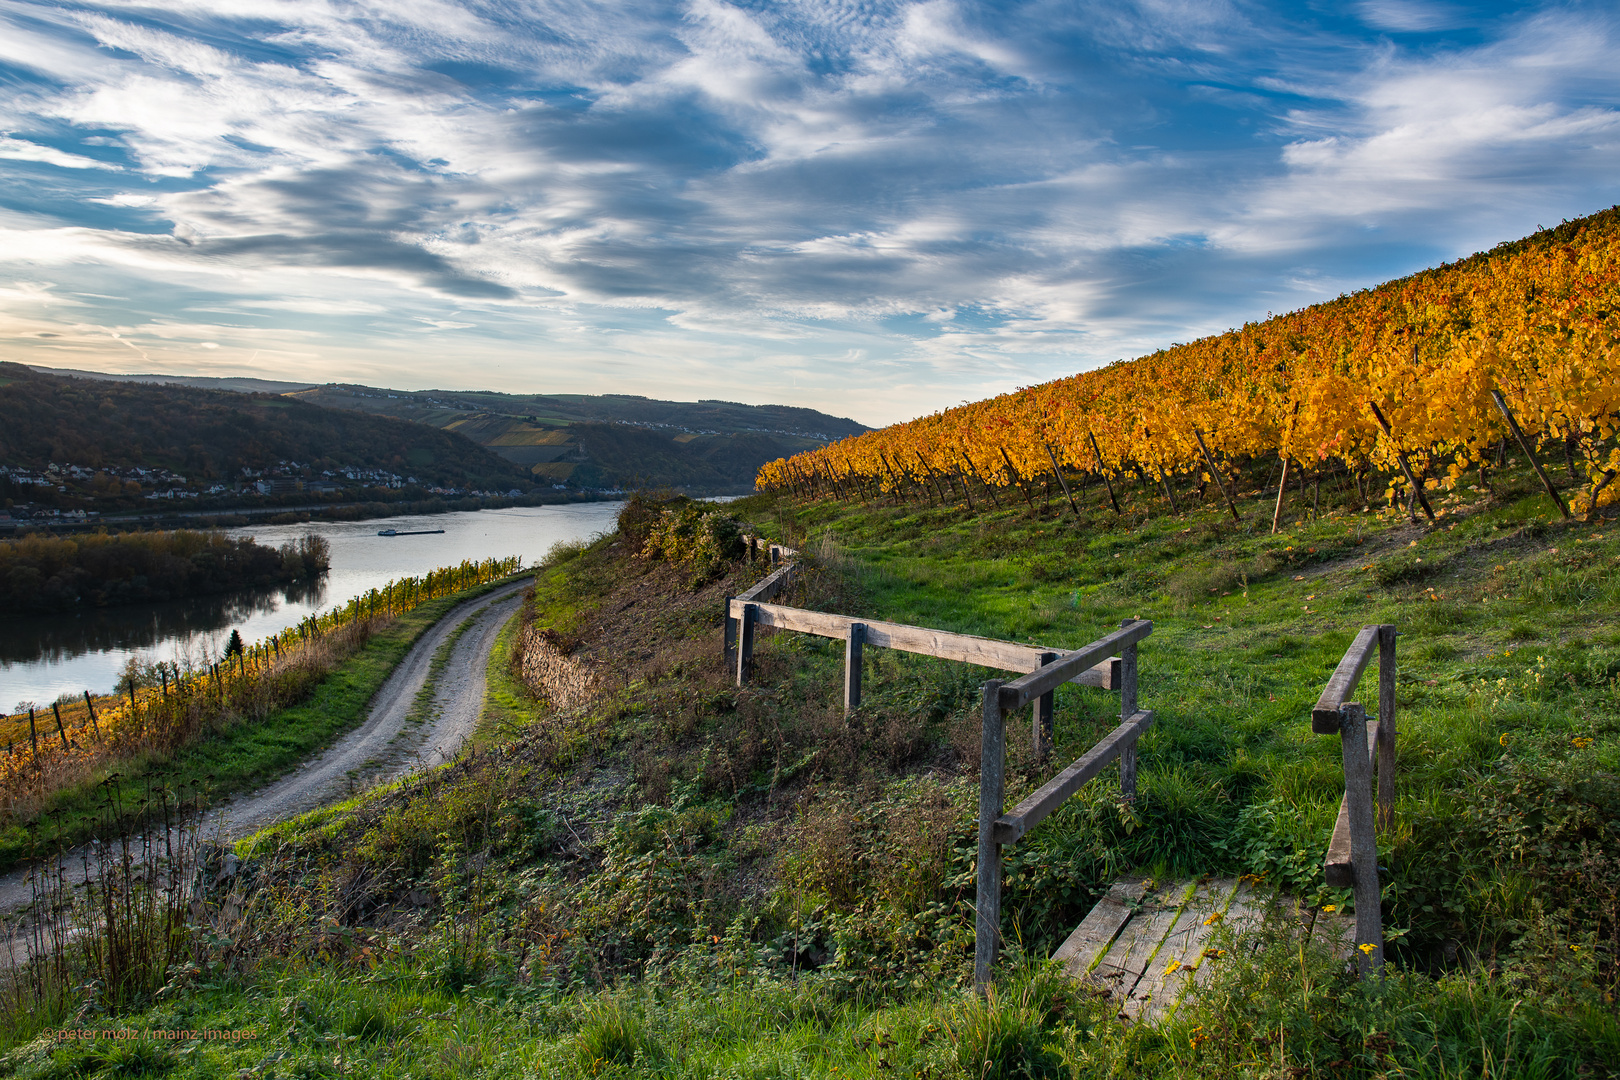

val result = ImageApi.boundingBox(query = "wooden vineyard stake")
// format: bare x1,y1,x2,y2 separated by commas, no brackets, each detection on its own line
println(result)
1193,428,1241,522
1272,458,1295,534
1156,467,1179,514
51,702,69,750
1368,402,1436,523
1086,429,1121,514
1273,402,1301,533
1000,447,1036,511
28,708,39,760
83,691,100,741
1491,390,1571,520
914,453,945,507
1044,443,1081,518
962,448,995,509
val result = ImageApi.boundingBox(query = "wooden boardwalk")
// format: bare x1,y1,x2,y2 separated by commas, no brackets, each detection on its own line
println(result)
1053,877,1355,1021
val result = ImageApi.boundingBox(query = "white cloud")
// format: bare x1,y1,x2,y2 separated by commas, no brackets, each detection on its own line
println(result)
0,135,121,170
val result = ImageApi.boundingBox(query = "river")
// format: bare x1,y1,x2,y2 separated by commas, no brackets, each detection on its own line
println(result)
1,502,625,713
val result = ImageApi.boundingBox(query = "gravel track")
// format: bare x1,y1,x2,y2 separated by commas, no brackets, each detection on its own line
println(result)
0,581,529,918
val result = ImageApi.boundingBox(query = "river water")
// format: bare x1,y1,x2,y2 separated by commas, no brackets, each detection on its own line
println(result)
1,502,625,713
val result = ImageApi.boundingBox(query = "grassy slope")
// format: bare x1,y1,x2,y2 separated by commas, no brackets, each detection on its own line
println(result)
774,471,1620,941
0,576,526,871
3,474,1618,1078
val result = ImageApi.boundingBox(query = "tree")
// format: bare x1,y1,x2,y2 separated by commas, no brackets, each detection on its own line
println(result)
224,629,245,659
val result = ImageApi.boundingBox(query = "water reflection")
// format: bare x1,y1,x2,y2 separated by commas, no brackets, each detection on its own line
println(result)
0,577,328,666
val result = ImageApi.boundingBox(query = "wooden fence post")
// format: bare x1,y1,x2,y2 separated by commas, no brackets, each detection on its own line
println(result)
844,623,866,715
51,703,69,750
1033,651,1058,762
28,708,39,761
736,603,757,686
1340,701,1384,977
1377,625,1397,831
722,595,736,669
976,679,1006,993
1118,623,1139,800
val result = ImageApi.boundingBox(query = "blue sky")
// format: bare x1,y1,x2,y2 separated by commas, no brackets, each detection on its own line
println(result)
1,1,1616,426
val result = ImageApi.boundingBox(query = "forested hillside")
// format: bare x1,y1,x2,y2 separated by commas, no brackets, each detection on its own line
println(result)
290,384,866,493
0,364,531,498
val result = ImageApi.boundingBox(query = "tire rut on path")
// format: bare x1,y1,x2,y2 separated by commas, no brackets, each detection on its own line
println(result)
0,581,529,918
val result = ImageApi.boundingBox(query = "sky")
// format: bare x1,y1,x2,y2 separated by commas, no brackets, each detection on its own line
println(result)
1,1,1617,427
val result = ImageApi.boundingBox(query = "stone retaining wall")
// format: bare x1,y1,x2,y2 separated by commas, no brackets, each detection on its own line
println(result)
516,625,602,710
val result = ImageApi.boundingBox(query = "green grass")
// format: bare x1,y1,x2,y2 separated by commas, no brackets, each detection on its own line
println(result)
0,575,529,872
479,606,544,749
5,474,1618,1076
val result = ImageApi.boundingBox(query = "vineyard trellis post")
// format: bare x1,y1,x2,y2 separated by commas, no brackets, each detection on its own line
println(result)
1044,443,1080,519
1490,389,1571,520
1193,428,1241,523
999,447,1035,511
1086,429,1121,514
1368,402,1436,523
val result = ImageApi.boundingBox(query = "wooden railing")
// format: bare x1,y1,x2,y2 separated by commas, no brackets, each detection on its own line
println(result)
1311,623,1396,976
976,618,1153,989
721,547,1150,991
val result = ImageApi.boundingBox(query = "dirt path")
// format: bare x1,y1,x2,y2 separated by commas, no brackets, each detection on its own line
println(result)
0,581,528,918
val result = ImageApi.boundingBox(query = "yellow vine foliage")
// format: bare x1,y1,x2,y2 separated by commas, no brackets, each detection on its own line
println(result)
760,208,1620,508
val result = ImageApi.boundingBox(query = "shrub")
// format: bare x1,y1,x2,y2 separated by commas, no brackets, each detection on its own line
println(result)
638,501,743,585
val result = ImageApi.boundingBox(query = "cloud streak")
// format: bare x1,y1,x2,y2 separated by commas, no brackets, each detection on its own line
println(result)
0,0,1616,422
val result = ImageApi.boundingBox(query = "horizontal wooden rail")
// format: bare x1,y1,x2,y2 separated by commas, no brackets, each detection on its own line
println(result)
729,599,1121,687
994,708,1154,844
1312,626,1379,733
998,619,1151,710
737,562,798,604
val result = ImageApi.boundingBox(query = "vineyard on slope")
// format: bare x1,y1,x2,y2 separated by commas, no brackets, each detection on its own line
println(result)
760,207,1620,520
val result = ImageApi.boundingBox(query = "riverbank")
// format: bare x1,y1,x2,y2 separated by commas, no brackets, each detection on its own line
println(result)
0,489,629,536
0,572,528,874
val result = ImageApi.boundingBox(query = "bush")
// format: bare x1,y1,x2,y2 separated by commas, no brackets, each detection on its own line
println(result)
637,501,743,585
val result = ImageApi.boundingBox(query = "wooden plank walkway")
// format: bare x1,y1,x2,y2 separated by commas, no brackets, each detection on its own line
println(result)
1053,877,1355,1021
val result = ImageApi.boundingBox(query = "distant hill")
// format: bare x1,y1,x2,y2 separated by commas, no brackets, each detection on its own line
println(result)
283,385,867,493
0,364,532,512
25,366,317,395
17,366,869,494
